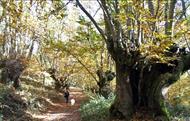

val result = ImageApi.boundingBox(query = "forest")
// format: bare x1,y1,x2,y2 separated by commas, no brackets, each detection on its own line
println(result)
0,0,190,121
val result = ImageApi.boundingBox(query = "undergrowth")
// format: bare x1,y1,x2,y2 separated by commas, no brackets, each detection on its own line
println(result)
0,75,58,120
0,84,33,121
79,73,190,121
79,93,115,121
167,73,190,120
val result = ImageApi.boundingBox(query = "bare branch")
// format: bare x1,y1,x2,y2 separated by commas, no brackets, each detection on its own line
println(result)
93,7,101,17
98,0,115,36
180,0,187,18
176,0,190,20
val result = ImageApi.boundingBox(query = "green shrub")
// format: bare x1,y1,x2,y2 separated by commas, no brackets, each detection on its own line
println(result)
79,93,115,121
167,104,190,120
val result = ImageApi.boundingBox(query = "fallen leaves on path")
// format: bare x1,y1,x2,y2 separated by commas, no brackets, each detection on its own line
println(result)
33,87,87,121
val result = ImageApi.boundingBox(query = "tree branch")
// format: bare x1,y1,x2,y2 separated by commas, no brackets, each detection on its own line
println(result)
180,0,187,19
63,48,99,83
98,0,115,38
76,0,106,41
93,7,101,17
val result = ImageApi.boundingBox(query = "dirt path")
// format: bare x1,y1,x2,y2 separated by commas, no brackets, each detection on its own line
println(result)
33,87,87,121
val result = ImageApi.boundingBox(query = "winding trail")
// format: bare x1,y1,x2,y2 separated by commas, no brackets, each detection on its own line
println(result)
33,87,87,121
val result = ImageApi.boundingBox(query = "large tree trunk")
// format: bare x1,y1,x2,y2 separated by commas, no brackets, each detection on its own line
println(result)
110,63,169,120
110,62,134,120
110,53,190,120
137,64,172,119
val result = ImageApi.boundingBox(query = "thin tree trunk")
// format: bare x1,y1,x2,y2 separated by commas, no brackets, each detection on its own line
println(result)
165,0,177,36
27,40,34,59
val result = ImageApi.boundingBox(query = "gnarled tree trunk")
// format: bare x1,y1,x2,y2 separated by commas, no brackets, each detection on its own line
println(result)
47,68,69,91
0,58,25,89
110,53,190,120
96,69,115,98
110,62,133,120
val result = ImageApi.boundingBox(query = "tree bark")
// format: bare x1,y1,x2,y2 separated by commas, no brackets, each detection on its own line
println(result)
96,69,115,98
110,62,134,120
165,0,177,36
0,59,25,89
137,64,172,118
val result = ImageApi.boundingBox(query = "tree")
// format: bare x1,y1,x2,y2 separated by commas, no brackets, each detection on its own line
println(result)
46,29,115,96
0,0,67,89
49,16,116,97
0,0,34,89
76,0,190,120
74,17,116,98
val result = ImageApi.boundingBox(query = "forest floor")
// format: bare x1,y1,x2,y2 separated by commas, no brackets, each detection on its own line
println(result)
32,87,87,121
0,76,89,121
1,73,189,121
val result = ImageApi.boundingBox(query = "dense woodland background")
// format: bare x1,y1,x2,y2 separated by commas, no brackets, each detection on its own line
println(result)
0,0,190,121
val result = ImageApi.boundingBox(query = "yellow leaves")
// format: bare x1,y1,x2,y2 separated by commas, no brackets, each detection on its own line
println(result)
140,17,157,23
168,74,190,106
140,38,175,63
0,34,4,45
174,19,190,42
1,0,24,31
9,1,23,19
154,33,168,40
18,0,23,15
